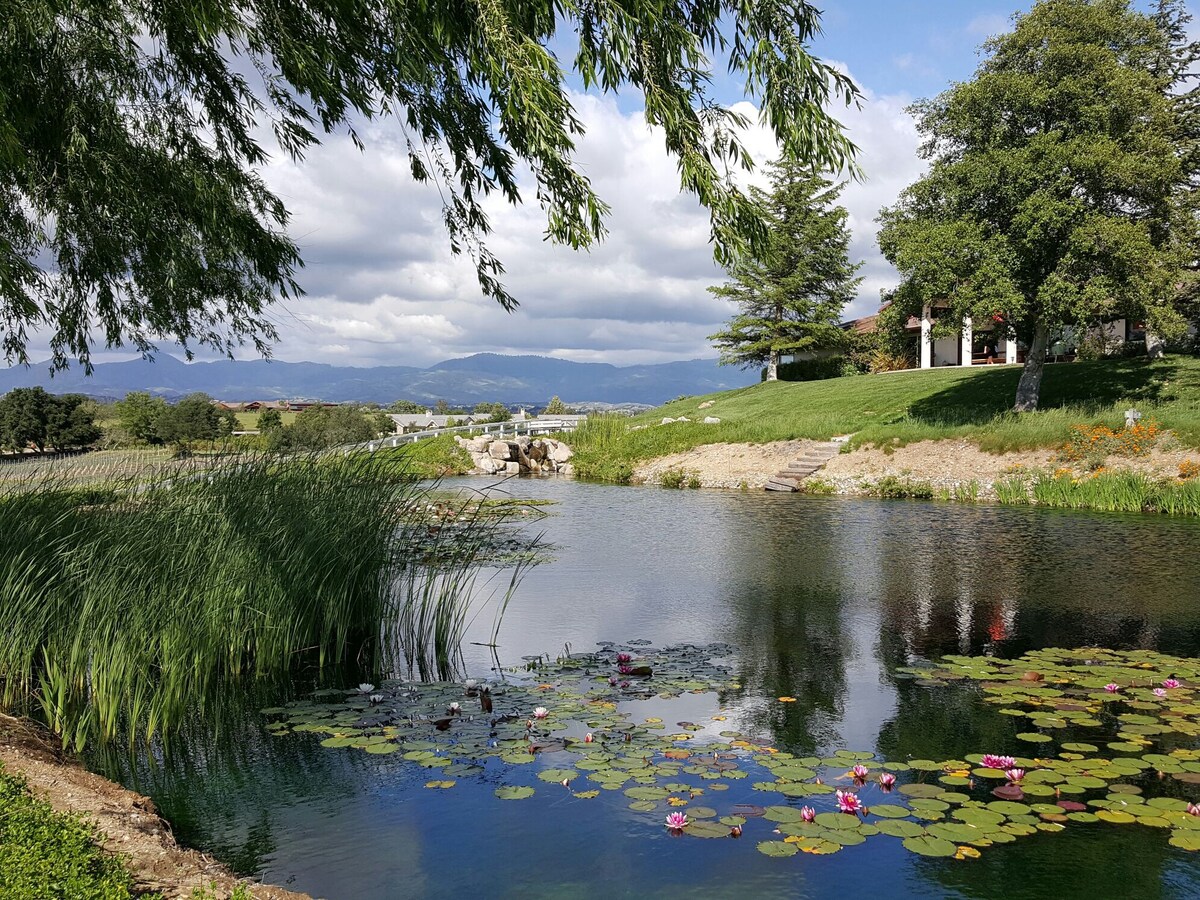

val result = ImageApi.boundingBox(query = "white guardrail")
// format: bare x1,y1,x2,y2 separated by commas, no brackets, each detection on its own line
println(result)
343,418,583,454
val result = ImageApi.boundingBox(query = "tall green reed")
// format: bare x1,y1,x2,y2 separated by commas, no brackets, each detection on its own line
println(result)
0,452,535,749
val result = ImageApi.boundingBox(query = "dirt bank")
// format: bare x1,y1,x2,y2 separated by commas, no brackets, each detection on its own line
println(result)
632,439,1200,495
0,714,309,900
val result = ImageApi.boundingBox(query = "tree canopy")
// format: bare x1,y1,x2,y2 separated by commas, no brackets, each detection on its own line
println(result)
2,0,859,371
878,0,1200,411
709,159,861,380
0,387,100,452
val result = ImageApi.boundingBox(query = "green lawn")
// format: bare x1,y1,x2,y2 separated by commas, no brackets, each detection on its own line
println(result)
233,410,297,430
569,356,1200,482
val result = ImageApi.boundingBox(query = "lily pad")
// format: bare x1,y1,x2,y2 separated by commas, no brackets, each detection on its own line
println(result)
903,835,959,857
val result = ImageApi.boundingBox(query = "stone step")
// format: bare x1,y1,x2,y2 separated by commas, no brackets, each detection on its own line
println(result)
764,478,799,492
794,456,832,466
783,466,819,477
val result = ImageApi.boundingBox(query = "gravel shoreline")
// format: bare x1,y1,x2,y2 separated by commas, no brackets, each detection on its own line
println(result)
631,438,1200,497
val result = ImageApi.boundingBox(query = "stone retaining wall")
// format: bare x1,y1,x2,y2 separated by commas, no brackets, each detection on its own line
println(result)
455,435,574,476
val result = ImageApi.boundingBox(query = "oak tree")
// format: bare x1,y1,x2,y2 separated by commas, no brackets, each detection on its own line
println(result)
878,0,1200,410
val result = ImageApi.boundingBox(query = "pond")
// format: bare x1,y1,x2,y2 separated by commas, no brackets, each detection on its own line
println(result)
94,480,1200,899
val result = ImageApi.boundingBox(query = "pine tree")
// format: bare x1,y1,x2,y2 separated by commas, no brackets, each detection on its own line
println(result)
709,160,861,380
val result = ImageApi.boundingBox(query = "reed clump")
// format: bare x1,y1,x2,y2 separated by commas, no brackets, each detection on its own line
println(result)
992,469,1200,515
0,452,531,748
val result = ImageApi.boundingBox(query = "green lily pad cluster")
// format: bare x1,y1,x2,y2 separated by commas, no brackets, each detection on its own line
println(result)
263,641,745,798
263,642,1200,860
742,747,1200,859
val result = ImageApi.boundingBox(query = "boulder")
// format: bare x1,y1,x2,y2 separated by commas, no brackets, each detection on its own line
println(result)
661,417,676,425
549,442,573,463
457,436,491,453
505,461,521,475
488,440,517,461
476,455,502,475
698,400,715,409
703,416,721,424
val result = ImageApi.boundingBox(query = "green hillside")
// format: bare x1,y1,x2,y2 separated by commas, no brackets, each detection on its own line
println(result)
570,357,1200,482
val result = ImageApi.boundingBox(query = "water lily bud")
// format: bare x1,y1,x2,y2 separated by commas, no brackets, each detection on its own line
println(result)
584,733,594,743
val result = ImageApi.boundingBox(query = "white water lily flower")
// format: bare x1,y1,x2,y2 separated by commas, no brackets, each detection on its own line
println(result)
357,683,376,694
369,694,384,704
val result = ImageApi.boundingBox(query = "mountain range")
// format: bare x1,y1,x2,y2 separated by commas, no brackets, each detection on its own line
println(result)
0,353,758,407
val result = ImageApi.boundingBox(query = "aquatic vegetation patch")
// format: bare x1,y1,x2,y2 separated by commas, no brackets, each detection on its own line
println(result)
266,642,1200,862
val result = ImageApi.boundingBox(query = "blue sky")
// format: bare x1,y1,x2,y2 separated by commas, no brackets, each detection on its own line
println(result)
28,1,1197,371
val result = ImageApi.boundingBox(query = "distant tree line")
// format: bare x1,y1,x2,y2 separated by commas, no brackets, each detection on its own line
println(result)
0,387,100,453
1,388,577,457
112,392,236,448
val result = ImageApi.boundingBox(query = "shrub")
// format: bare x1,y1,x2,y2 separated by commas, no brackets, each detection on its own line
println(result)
799,478,836,495
777,356,846,383
864,475,934,500
660,468,686,489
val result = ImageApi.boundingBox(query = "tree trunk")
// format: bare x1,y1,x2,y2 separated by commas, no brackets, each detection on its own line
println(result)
1013,323,1050,412
1145,330,1166,359
766,349,778,382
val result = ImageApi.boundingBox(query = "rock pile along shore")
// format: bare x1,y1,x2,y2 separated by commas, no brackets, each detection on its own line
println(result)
455,435,574,476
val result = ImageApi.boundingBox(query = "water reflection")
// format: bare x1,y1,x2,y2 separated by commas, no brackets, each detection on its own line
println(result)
97,481,1200,898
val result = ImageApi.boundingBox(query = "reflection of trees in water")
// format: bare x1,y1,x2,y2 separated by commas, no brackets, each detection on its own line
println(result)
731,585,848,753
87,675,362,878
917,825,1172,900
874,682,1016,764
867,504,1200,670
722,500,851,753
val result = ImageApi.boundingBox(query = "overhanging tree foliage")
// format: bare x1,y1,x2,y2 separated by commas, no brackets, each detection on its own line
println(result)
709,159,861,380
877,0,1200,411
1,0,859,371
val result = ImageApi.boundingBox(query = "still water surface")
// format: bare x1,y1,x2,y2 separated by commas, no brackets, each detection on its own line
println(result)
101,481,1200,899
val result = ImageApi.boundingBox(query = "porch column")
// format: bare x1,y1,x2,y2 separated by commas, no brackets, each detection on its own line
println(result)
920,305,932,369
960,316,973,366
1005,337,1018,364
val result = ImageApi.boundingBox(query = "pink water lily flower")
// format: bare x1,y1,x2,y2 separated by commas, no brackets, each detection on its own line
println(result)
879,772,896,790
1004,768,1025,784
533,706,549,719
836,790,863,814
851,764,869,781
665,812,689,830
1163,678,1181,689
800,806,816,823
981,754,1016,770
1187,803,1200,817
584,733,594,743
1104,683,1120,693
616,653,632,664
1153,688,1168,698
608,676,619,686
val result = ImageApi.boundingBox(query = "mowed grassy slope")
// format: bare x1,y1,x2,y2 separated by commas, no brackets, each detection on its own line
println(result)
569,357,1200,482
